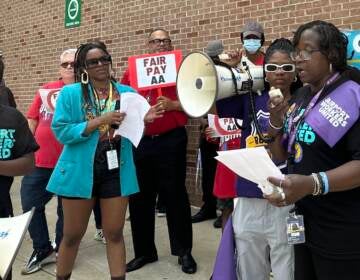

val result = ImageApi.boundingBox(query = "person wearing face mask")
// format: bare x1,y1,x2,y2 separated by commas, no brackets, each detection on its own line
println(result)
240,20,265,67
225,20,265,68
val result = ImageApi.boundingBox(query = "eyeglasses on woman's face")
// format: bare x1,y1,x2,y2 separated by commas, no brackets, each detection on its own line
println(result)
85,54,112,69
265,63,295,72
290,49,321,61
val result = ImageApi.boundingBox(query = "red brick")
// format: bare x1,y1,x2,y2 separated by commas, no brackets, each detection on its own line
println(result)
1,0,357,203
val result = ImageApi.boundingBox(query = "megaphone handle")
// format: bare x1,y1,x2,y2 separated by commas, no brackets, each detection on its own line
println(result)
157,87,163,97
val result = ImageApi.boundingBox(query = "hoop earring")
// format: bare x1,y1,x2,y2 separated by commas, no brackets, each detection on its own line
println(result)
265,77,269,82
81,70,89,84
294,76,297,82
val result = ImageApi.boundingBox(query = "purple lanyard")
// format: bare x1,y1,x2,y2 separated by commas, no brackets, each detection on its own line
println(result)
286,72,340,154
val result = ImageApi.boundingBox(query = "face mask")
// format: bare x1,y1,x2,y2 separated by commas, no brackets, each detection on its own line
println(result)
243,39,261,54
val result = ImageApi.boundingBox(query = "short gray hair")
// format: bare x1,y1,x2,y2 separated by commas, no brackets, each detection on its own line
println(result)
60,48,77,62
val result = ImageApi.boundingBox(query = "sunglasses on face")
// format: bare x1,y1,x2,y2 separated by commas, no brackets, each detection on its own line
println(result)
60,62,74,69
265,63,295,72
148,38,172,46
85,55,112,69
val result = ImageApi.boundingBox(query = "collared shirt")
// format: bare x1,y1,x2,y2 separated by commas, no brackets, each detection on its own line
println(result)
121,69,187,136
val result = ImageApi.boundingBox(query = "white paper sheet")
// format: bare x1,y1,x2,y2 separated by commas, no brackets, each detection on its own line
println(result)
0,210,34,280
113,92,150,147
216,147,284,195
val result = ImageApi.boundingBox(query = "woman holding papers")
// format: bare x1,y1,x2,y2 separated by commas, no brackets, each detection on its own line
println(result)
267,21,360,280
215,38,300,280
46,42,163,280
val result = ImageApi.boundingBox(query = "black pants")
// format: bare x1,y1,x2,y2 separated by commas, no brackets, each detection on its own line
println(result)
199,137,218,211
0,178,13,280
129,127,192,257
295,244,360,280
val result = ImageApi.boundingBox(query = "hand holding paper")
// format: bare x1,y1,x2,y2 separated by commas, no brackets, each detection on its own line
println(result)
215,147,284,195
113,92,150,147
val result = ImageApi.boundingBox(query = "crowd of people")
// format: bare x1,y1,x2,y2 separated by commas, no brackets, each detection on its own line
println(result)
0,18,359,280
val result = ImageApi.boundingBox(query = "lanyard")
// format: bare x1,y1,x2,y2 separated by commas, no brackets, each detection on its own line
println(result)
285,73,339,154
92,83,114,135
93,83,113,115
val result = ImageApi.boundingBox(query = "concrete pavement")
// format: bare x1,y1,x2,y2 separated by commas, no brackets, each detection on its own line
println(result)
9,178,222,280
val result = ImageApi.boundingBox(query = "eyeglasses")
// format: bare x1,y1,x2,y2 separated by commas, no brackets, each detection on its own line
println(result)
290,49,321,61
148,38,172,46
60,62,74,69
85,55,112,69
265,63,295,72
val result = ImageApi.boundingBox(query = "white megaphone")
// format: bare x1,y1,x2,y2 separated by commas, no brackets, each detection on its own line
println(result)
0,209,34,280
176,51,264,118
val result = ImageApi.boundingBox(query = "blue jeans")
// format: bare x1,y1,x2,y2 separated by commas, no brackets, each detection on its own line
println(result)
20,167,63,251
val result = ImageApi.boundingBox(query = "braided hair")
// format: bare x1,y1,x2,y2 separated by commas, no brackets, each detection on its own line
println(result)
293,20,348,72
74,42,115,106
264,38,302,92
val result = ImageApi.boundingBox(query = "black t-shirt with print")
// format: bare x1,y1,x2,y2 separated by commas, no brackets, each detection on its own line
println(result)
0,105,39,217
286,83,360,260
0,86,17,108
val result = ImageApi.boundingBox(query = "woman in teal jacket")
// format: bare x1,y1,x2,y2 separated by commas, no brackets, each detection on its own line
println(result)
47,42,163,280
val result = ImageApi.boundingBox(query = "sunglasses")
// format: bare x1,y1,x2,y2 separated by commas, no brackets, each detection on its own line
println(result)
60,62,74,69
85,55,112,69
148,38,172,46
265,63,295,72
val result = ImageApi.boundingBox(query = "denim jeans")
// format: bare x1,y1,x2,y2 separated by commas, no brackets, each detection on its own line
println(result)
20,167,63,251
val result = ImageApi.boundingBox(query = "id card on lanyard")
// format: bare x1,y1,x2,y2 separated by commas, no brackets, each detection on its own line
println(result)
94,83,120,170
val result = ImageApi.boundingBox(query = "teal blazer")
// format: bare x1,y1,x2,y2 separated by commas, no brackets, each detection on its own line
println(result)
47,82,139,198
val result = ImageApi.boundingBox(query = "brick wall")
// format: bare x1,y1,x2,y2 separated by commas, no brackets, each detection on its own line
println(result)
0,0,359,205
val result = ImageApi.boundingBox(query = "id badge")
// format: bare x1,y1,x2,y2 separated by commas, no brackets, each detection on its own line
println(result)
286,214,305,245
106,149,119,170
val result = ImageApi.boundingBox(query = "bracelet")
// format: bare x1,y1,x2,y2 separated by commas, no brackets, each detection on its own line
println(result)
311,173,321,196
316,173,325,195
268,119,283,130
319,172,329,194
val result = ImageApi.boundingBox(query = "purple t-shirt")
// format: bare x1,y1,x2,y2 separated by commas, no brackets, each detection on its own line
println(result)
217,91,281,198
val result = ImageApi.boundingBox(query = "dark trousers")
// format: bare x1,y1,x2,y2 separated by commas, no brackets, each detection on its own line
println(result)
0,178,13,280
199,137,218,211
0,178,13,218
20,167,63,251
129,127,193,257
295,243,360,280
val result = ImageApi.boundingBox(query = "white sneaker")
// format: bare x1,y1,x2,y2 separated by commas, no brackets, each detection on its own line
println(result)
94,229,106,244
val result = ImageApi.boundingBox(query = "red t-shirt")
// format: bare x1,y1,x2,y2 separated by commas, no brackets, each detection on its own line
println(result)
121,69,187,136
253,53,265,66
27,80,65,168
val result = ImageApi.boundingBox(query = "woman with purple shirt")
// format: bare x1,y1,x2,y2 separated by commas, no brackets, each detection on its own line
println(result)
267,20,360,280
215,38,300,280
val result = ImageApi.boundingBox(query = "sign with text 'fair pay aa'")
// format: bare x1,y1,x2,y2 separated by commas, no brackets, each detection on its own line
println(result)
128,50,182,91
